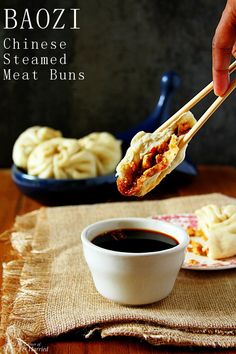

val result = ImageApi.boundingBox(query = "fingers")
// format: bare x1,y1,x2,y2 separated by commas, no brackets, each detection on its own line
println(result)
212,1,236,96
212,46,231,97
232,42,236,57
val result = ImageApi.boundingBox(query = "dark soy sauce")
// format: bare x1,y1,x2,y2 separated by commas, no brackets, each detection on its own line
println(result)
92,228,179,253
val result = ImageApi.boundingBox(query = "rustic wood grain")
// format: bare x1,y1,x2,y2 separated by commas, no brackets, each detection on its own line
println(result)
1,166,236,354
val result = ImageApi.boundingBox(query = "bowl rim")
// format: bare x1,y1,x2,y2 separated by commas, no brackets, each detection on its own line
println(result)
81,217,189,257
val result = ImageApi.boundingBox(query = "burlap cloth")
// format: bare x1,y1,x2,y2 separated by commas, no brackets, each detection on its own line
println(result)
1,193,236,353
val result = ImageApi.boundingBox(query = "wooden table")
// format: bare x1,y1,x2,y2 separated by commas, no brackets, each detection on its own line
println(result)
1,166,236,354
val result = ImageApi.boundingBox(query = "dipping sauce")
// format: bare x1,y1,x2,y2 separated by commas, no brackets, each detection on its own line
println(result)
92,228,179,253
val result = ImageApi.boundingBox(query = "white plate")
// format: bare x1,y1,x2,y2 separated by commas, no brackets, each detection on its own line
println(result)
151,214,236,270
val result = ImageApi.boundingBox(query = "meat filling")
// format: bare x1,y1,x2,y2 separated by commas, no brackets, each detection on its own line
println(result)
117,138,170,196
117,122,192,196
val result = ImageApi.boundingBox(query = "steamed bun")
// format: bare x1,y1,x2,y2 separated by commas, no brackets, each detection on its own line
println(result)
78,132,122,175
196,204,236,259
27,138,97,179
13,126,62,169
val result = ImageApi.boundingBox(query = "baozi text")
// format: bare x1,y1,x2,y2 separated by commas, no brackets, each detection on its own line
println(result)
3,8,80,30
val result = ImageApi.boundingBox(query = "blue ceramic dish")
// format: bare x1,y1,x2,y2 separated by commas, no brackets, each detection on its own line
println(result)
12,164,117,205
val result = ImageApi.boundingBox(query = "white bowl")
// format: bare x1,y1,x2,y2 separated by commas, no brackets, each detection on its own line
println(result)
81,217,189,305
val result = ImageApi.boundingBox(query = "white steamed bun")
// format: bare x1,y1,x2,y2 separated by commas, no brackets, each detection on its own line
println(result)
13,126,62,169
78,132,122,175
27,137,97,179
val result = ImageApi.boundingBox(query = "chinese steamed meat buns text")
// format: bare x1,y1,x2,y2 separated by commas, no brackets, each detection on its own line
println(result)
13,126,122,179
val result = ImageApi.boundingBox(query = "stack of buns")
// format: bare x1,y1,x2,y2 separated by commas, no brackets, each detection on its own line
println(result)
13,127,122,179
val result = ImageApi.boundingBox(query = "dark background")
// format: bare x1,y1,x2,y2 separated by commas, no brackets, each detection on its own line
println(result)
0,0,235,168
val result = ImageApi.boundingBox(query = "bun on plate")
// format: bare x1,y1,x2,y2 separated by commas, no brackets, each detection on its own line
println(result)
196,204,236,259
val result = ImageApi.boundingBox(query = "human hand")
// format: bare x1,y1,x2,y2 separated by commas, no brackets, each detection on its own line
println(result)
212,0,236,96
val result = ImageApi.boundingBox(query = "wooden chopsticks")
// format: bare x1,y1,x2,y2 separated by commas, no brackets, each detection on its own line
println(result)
180,77,236,146
157,60,236,136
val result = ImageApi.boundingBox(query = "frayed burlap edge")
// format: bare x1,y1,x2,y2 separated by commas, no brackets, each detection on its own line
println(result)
0,208,53,354
97,323,236,348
